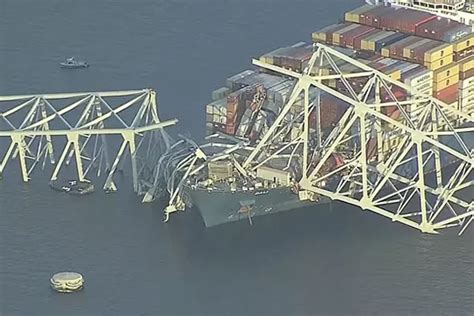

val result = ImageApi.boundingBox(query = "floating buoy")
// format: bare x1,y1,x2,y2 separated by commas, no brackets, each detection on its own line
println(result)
50,272,84,293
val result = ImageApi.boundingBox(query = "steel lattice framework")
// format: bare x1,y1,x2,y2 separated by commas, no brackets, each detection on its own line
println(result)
0,89,176,195
241,43,473,235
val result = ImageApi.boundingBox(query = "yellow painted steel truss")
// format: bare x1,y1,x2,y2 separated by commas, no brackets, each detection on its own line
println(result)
0,89,176,195
246,44,473,235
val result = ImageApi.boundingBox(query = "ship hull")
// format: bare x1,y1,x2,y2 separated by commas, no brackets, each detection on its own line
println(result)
186,186,330,227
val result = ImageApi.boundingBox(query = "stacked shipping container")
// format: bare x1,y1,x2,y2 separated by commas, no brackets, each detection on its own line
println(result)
453,33,474,61
345,5,470,43
415,17,471,43
259,42,313,72
458,56,474,117
206,71,292,136
205,4,473,138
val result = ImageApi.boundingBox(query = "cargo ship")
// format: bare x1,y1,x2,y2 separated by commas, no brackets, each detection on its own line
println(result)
162,3,474,228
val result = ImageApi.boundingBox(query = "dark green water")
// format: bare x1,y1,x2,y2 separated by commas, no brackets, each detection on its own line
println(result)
0,0,473,315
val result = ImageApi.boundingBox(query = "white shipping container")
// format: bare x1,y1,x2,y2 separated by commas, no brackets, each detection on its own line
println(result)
206,104,214,114
462,104,474,115
458,76,474,90
256,166,291,186
413,82,433,94
459,85,474,99
214,102,227,116
206,99,227,116
212,113,221,123
404,70,433,87
417,87,433,96
459,95,474,110
443,101,461,123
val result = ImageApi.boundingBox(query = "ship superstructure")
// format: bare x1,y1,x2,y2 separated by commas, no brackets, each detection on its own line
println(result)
368,0,474,26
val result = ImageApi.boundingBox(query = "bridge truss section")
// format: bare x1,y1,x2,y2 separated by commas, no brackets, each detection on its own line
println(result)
244,43,473,235
0,89,177,196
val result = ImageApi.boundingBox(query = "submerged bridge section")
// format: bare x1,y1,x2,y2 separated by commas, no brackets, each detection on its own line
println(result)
0,89,176,196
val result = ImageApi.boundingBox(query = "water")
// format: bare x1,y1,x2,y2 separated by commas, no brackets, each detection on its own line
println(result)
0,0,473,315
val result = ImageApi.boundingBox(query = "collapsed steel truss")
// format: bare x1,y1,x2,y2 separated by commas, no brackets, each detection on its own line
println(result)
164,43,473,235
246,44,473,235
0,89,176,195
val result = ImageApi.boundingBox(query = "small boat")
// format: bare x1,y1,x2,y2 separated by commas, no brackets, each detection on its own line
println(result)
60,57,89,69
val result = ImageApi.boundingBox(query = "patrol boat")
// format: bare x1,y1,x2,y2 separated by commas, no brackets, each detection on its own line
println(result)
60,57,89,68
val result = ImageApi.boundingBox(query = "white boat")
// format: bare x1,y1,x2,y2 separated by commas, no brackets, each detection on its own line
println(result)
60,57,89,68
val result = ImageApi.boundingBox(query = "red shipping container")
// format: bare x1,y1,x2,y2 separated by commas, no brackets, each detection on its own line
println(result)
415,17,471,42
225,123,237,135
434,83,459,103
339,25,376,49
310,95,347,130
411,40,444,64
437,91,459,104
381,86,407,102
359,6,394,28
313,23,351,44
380,8,435,34
279,50,313,72
226,97,239,121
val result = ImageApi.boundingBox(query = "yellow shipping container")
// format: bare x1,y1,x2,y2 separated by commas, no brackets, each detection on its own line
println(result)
433,63,459,83
361,35,378,51
361,39,371,51
423,43,454,63
381,48,390,58
453,33,474,52
362,31,390,51
459,55,474,72
312,31,328,43
259,55,273,64
385,69,401,81
345,12,360,23
433,74,459,92
314,68,332,76
344,5,372,23
424,55,454,71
